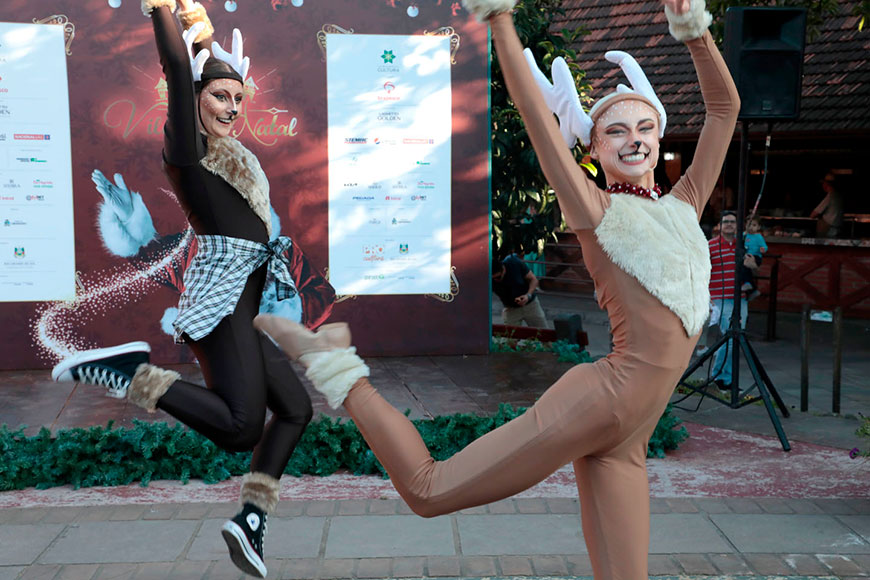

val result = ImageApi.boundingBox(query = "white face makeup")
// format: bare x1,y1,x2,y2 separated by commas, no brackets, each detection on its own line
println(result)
198,78,245,138
590,99,660,187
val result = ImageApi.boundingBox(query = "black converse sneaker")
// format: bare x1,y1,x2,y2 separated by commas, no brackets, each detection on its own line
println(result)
221,503,268,578
51,342,151,399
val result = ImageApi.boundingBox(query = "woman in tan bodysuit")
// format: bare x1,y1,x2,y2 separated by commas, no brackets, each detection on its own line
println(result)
256,1,738,578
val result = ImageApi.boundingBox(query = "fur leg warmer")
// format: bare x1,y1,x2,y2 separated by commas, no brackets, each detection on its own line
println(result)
461,0,517,21
141,0,176,17
301,348,369,410
177,2,214,43
240,472,281,514
665,0,712,42
127,364,179,412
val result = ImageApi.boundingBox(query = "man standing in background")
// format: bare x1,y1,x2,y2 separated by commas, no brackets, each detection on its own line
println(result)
492,255,547,328
708,211,748,390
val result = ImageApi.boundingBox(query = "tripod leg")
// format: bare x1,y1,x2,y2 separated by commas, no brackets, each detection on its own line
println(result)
739,334,791,451
743,335,791,418
681,332,730,379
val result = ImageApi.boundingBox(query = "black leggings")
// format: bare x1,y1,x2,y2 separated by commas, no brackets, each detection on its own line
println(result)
156,266,312,478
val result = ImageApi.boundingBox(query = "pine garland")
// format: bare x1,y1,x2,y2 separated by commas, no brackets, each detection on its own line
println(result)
0,403,687,491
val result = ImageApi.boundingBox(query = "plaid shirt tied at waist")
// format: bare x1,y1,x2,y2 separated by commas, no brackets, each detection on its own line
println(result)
173,235,298,342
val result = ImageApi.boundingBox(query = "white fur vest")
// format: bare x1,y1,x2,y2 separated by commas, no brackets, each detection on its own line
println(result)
594,193,710,336
200,136,272,237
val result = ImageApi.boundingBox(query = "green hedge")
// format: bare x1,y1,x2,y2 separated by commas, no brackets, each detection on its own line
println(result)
0,403,687,491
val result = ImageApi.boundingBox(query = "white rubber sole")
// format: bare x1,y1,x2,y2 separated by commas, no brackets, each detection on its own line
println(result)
51,341,151,382
221,520,267,578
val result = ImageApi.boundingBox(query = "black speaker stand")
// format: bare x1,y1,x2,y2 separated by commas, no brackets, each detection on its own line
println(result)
673,121,791,452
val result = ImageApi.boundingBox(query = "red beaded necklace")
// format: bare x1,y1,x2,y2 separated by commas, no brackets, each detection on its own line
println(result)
606,182,664,200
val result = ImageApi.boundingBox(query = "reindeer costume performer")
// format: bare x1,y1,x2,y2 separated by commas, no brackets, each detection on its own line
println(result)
256,0,738,578
51,0,314,576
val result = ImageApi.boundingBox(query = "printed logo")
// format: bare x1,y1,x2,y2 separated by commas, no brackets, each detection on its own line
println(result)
381,50,396,64
399,243,409,254
3,179,20,189
246,513,261,531
391,218,412,226
13,134,50,141
367,182,383,190
411,195,428,201
379,82,400,101
403,138,435,145
392,181,408,190
343,182,358,187
344,137,367,144
416,160,431,166
33,179,54,189
377,111,401,122
14,247,25,258
351,195,375,201
363,244,385,261
374,137,397,145
26,195,46,201
384,195,402,201
417,180,435,189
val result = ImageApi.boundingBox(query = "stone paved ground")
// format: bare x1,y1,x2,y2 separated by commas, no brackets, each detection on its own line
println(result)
1,497,868,579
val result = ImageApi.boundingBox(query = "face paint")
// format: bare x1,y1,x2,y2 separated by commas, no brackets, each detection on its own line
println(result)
198,78,245,138
590,99,660,188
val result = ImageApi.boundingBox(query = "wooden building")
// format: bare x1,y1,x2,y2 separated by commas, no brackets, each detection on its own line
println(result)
548,0,870,316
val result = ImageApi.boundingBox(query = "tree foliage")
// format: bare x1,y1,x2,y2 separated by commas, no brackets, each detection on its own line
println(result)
490,0,591,259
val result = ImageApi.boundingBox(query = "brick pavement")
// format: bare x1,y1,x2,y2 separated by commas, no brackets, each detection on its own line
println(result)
1,497,868,579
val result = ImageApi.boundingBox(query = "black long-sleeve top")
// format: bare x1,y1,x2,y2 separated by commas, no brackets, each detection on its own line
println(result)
151,6,268,244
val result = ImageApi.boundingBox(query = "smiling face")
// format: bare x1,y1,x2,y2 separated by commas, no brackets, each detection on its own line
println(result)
197,78,245,138
589,99,660,188
720,213,737,239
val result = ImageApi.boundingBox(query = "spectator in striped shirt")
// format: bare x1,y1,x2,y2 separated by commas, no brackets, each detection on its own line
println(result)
708,211,748,390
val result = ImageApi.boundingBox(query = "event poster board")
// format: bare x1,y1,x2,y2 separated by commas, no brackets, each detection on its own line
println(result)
0,22,76,302
0,1,490,369
327,34,452,295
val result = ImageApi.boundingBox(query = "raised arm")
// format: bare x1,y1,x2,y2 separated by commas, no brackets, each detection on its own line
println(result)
143,0,213,166
668,24,740,218
489,13,608,231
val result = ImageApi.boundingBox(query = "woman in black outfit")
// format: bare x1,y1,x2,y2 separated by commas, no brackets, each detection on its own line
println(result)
51,1,310,576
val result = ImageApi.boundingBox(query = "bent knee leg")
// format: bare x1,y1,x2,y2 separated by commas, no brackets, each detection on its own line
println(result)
219,421,265,452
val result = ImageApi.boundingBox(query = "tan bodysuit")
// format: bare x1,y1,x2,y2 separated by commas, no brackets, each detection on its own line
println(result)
341,12,739,580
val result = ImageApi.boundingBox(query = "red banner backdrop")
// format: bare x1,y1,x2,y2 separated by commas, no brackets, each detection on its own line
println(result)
0,0,490,369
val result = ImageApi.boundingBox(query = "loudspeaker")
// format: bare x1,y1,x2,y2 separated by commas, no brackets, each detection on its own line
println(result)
724,7,807,120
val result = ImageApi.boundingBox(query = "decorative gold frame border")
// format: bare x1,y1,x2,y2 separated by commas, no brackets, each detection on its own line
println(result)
317,24,460,65
318,22,462,303
33,15,75,55
326,266,460,303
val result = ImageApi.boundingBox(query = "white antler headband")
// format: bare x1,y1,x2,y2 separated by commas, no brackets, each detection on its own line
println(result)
525,49,667,148
211,28,251,82
183,24,250,83
183,21,210,82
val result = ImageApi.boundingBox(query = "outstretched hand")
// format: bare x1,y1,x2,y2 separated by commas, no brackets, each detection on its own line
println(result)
662,0,691,15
